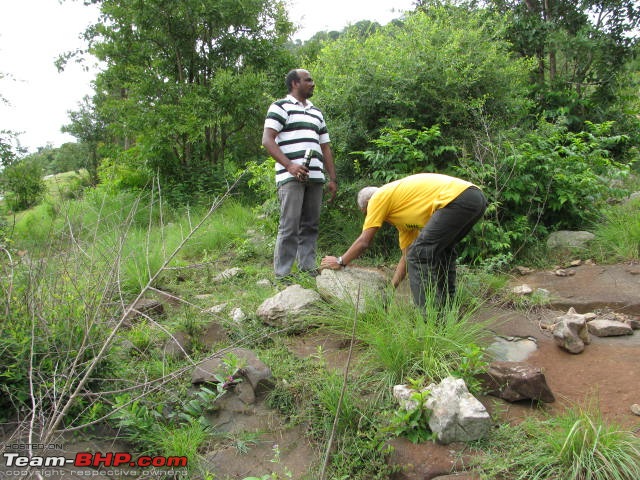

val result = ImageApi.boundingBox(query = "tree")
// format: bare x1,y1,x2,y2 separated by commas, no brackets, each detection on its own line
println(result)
478,0,640,126
1,159,46,211
311,6,534,166
63,96,106,185
64,0,295,196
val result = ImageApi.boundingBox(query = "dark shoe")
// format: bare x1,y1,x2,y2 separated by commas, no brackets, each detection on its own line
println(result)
275,275,295,286
300,268,320,278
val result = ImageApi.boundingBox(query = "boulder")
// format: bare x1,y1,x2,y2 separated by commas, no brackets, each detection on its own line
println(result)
316,267,388,312
587,319,633,337
547,230,595,250
479,361,555,403
552,307,591,354
425,377,491,444
191,348,273,405
256,284,322,327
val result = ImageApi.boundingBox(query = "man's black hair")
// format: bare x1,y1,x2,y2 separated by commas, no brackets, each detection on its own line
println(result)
285,69,301,93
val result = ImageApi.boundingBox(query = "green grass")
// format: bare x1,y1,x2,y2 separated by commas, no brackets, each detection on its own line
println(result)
591,197,640,262
474,402,640,480
317,284,492,390
4,176,640,480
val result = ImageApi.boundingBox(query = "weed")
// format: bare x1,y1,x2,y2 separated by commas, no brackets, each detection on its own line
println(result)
386,385,434,444
474,401,640,479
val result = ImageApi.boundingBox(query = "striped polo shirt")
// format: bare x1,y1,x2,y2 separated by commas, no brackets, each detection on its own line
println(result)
264,94,330,186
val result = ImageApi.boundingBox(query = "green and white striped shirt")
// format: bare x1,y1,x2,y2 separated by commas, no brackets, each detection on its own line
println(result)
264,95,330,186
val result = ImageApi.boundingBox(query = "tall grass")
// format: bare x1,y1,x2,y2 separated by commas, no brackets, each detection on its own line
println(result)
475,402,640,480
318,284,492,388
591,197,640,262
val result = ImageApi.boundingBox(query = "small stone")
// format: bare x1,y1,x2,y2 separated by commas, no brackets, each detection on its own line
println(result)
515,266,534,275
555,269,576,277
230,307,246,322
569,259,582,267
631,404,640,416
512,284,533,295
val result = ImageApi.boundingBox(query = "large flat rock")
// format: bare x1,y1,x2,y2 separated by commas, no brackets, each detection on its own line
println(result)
511,263,640,315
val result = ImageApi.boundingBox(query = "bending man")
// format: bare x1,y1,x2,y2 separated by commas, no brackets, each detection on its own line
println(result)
320,173,487,307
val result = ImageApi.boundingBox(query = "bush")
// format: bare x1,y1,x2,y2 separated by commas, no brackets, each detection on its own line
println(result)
1,160,47,211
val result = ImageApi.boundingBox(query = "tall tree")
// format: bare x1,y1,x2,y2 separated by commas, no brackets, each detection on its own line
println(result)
478,0,640,124
67,0,294,192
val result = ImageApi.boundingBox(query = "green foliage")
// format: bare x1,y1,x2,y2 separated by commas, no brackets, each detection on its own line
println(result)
591,196,640,262
312,6,534,161
474,402,640,480
319,285,490,388
66,0,295,200
353,125,457,183
488,0,640,128
387,385,434,444
1,159,47,211
455,120,633,263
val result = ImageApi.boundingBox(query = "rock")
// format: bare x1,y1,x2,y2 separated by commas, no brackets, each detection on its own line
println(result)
212,267,243,283
256,278,272,287
124,298,164,325
554,268,576,277
230,307,246,323
393,384,429,411
191,348,272,405
162,331,191,360
316,267,388,312
202,321,229,347
552,307,591,354
547,230,595,249
256,284,323,327
626,191,640,203
515,266,534,275
479,361,555,403
425,377,491,444
631,404,640,416
587,319,633,337
195,293,217,301
204,303,227,314
625,317,640,330
511,284,533,295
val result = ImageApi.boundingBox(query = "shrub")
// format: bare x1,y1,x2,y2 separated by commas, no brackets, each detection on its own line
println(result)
1,160,47,211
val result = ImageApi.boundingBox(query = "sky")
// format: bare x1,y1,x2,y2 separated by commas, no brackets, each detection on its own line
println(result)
0,0,415,154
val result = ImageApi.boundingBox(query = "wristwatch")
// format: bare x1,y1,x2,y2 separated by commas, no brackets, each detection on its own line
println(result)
337,256,346,267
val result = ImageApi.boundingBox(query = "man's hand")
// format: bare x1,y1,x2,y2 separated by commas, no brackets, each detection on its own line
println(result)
326,180,337,202
320,256,342,270
287,163,309,182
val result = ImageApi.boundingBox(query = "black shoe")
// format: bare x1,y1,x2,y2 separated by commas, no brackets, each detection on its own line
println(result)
300,268,320,278
275,275,295,286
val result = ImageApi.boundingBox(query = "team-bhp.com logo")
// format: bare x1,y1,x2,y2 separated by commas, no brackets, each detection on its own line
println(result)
3,451,187,471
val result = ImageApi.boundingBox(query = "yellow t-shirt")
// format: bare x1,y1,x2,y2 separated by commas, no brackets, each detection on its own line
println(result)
362,173,474,250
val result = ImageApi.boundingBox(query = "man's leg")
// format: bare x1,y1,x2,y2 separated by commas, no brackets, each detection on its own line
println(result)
297,182,323,273
407,187,487,307
274,181,305,278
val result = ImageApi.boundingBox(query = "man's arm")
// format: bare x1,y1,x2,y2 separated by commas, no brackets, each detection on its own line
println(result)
391,249,407,288
320,227,379,270
262,127,308,179
320,142,337,202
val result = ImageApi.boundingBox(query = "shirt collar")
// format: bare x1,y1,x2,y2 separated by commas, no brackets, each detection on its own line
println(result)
286,94,313,109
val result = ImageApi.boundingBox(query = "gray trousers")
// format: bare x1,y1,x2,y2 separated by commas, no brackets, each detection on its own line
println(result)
274,180,324,277
407,186,487,308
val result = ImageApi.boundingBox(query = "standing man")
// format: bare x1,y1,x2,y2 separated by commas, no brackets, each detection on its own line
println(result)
262,69,338,282
320,173,487,308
